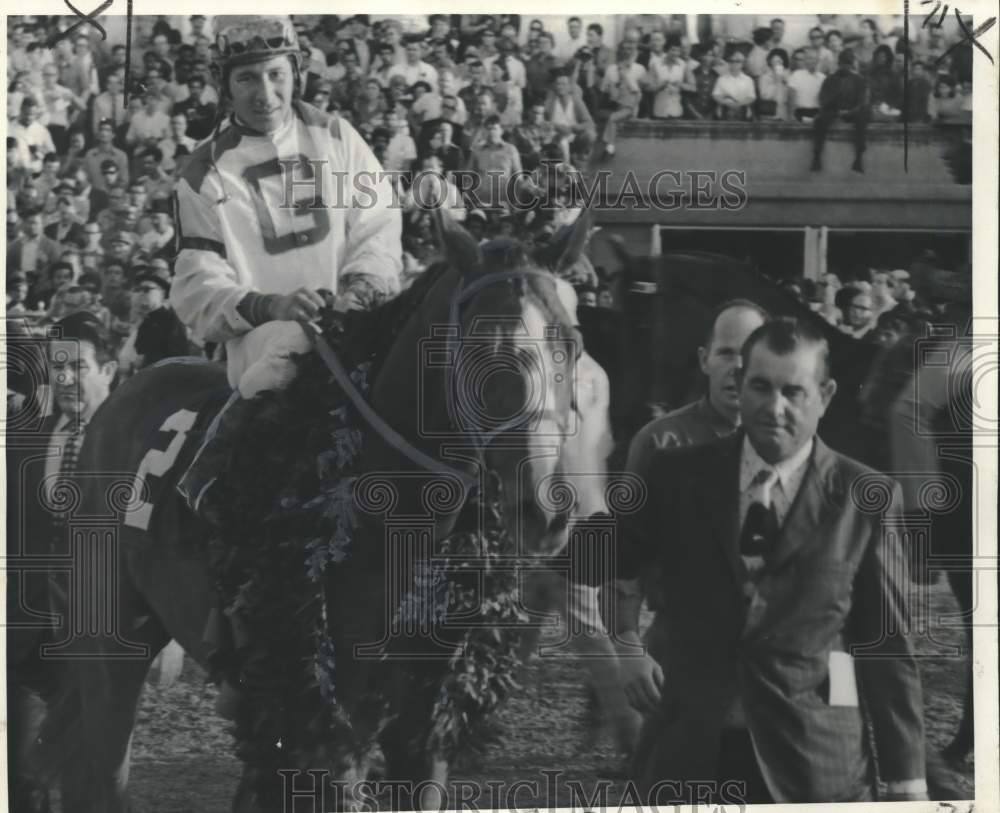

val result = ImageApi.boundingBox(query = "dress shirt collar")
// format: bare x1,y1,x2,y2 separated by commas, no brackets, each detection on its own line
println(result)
740,434,813,495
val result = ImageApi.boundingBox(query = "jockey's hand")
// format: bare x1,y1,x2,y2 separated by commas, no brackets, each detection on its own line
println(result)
269,287,327,324
621,650,664,715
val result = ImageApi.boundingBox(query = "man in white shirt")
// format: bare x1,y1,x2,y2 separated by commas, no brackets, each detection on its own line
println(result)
712,50,756,120
91,72,128,135
553,16,587,63
388,39,439,88
788,48,825,120
125,91,171,149
11,98,56,174
646,34,686,119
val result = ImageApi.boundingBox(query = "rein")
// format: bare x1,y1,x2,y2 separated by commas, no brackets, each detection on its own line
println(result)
300,320,477,488
301,264,576,489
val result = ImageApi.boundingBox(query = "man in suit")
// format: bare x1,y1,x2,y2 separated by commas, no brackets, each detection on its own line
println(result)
117,266,191,378
43,195,87,247
6,312,119,811
606,318,927,804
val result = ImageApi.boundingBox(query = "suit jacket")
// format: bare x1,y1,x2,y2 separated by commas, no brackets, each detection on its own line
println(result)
615,432,924,803
44,220,86,247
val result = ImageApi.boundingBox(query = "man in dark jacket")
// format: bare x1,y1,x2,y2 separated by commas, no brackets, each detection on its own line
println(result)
811,49,869,173
126,266,191,372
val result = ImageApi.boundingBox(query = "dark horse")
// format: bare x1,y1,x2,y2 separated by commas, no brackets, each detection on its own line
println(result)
33,210,612,812
581,244,976,785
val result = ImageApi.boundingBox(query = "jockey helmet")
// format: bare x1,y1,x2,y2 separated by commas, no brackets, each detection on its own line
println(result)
212,16,303,105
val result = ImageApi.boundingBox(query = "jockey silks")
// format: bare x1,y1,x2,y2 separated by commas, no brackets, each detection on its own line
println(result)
171,101,403,359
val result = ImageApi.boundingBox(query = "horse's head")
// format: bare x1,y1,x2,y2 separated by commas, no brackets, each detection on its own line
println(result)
364,208,604,559
433,207,605,556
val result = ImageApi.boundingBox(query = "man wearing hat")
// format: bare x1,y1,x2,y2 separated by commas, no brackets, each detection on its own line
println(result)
118,266,190,376
172,15,402,523
84,118,130,191
6,311,119,810
138,199,175,255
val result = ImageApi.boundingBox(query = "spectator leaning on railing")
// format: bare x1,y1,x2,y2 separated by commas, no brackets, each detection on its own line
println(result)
756,48,790,120
787,47,824,121
712,49,756,121
682,44,719,119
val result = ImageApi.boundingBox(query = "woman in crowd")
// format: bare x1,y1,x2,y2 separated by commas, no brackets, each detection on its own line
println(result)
853,18,881,74
756,48,790,120
839,282,877,340
929,76,963,121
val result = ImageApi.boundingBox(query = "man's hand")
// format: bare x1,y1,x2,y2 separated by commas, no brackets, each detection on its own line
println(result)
269,287,327,323
621,652,664,715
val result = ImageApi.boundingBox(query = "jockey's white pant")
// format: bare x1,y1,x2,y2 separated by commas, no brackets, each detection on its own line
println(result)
226,321,312,398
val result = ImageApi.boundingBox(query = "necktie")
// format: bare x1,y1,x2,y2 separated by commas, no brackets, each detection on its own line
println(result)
52,418,86,546
740,467,779,612
740,468,779,559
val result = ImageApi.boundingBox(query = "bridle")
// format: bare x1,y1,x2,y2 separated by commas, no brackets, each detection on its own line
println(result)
301,263,580,491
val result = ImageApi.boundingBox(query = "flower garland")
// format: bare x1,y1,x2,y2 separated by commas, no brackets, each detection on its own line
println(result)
208,321,534,803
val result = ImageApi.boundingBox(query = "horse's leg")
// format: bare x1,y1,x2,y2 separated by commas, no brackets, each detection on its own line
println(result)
943,568,974,762
58,620,168,813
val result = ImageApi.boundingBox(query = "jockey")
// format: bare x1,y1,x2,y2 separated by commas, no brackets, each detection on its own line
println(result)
174,15,402,524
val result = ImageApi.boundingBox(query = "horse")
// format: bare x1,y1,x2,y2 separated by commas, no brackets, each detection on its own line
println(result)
580,243,975,788
32,208,623,812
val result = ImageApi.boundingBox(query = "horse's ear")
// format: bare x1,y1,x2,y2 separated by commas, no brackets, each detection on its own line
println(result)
554,208,593,275
434,205,482,273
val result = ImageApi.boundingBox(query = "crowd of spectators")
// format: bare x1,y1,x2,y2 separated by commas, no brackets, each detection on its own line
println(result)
777,256,968,347
6,14,975,377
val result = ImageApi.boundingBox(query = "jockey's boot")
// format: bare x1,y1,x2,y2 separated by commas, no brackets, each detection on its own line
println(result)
177,391,254,527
